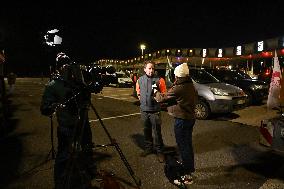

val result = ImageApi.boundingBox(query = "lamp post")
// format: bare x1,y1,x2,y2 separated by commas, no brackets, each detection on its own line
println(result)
140,44,146,56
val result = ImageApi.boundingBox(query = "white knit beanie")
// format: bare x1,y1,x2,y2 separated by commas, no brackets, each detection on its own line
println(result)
174,63,189,77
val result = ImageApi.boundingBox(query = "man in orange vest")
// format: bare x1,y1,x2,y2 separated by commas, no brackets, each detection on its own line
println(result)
136,61,167,163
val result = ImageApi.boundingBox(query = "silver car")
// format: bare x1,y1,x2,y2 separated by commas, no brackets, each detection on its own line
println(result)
190,68,247,119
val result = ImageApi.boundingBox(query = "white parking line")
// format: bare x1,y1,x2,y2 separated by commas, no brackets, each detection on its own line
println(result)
98,95,127,100
103,94,131,97
90,112,141,122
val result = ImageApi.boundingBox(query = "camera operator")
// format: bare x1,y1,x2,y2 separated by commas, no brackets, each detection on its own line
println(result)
40,52,97,188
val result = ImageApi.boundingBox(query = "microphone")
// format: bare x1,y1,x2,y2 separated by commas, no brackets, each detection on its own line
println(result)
152,80,159,94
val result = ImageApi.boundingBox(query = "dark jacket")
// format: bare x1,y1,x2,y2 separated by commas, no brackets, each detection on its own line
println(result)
40,77,91,127
155,76,197,120
136,74,166,112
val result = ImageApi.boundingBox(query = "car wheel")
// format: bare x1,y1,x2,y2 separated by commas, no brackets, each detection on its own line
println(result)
195,101,210,120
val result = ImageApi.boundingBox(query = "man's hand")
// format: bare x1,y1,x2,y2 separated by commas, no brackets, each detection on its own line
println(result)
153,88,158,94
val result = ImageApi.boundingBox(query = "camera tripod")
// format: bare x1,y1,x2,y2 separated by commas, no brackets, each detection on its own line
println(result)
54,90,141,189
90,103,141,188
58,106,94,189
47,66,56,161
44,114,56,162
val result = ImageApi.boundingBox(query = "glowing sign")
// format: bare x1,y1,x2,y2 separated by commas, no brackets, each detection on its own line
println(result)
202,49,207,57
257,41,264,52
217,48,223,57
236,45,242,55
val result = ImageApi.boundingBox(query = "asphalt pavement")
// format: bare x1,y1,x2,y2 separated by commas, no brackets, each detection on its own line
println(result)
1,78,284,189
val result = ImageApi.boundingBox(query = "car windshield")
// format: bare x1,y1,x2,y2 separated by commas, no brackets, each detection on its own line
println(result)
232,70,252,79
190,69,220,84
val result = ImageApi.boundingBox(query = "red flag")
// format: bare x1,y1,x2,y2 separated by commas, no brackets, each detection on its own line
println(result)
267,50,282,109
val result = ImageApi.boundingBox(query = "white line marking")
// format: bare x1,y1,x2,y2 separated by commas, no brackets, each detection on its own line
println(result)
95,95,128,100
90,112,141,122
103,94,131,97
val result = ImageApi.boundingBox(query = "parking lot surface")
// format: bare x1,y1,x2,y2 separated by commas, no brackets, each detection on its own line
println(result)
1,78,283,189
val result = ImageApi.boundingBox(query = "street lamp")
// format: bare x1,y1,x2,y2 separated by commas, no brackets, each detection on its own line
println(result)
140,44,146,56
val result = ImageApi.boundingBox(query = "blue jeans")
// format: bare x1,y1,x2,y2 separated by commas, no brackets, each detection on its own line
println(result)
141,111,164,153
174,118,195,174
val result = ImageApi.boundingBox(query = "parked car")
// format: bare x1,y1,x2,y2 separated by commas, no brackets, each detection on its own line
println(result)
205,68,269,105
257,69,272,84
166,67,247,119
188,68,247,119
115,71,133,88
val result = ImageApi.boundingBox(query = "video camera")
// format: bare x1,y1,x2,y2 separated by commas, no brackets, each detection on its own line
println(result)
43,28,116,94
59,60,116,94
79,63,116,93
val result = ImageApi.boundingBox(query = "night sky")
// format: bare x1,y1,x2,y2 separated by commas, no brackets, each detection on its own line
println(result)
1,1,284,75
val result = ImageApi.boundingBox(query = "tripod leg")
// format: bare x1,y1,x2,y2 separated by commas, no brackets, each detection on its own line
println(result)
50,115,56,159
90,103,141,188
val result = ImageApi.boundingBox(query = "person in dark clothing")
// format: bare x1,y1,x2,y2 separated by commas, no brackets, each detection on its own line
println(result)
131,72,138,97
154,63,197,185
40,52,96,189
136,61,167,163
7,72,17,95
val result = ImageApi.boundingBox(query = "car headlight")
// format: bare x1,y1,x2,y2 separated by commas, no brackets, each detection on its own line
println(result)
118,79,125,83
210,87,229,96
250,84,263,90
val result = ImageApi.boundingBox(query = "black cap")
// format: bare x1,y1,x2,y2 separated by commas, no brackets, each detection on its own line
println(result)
56,52,71,67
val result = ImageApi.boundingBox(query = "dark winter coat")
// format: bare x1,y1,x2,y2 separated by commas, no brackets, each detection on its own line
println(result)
155,76,197,120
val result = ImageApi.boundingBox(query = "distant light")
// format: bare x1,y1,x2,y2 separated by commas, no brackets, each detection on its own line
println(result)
140,44,146,50
261,51,271,57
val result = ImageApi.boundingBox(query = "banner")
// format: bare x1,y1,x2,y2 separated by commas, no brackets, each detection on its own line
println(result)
165,55,173,88
267,50,282,109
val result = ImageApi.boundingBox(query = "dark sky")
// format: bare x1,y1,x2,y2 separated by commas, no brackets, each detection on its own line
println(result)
1,1,284,74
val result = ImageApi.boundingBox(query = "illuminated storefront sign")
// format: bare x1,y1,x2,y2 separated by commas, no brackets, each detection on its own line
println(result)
201,48,208,57
236,45,242,55
257,41,264,52
217,48,223,57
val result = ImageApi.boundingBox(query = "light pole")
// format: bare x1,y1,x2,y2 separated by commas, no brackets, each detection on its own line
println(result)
140,44,146,56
